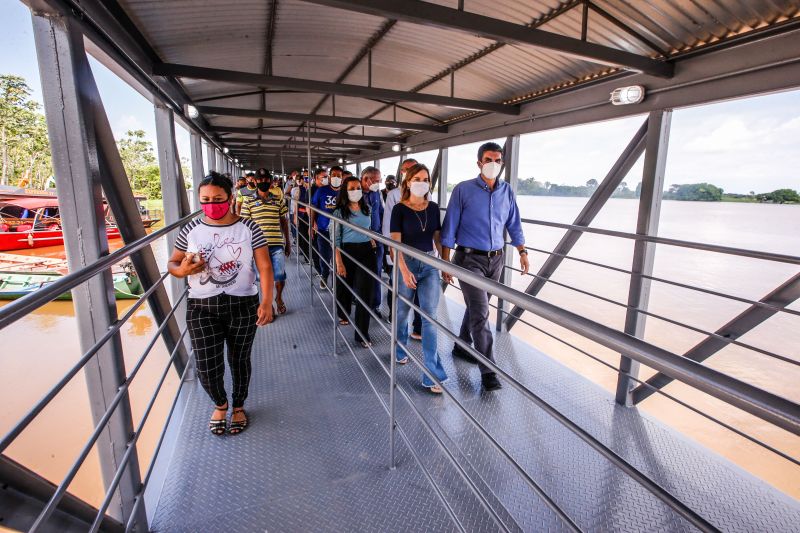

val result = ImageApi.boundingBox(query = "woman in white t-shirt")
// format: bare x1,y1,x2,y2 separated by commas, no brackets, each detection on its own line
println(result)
168,172,274,435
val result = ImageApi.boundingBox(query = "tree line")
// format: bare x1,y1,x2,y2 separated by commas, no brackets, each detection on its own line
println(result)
449,177,798,204
1,73,188,199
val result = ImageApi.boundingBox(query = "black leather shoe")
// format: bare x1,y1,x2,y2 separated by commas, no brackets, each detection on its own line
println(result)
452,345,478,364
481,373,503,391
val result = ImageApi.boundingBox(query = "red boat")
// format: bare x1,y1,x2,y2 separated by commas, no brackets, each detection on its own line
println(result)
0,198,122,251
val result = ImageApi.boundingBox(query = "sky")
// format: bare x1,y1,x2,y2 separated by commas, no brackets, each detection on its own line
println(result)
2,1,799,194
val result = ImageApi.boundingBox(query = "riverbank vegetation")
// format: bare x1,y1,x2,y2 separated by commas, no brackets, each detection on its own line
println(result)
448,177,798,204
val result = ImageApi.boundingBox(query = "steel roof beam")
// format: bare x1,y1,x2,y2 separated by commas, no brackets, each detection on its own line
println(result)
155,63,520,115
197,105,447,133
230,148,358,155
221,137,378,149
212,126,394,143
300,0,674,78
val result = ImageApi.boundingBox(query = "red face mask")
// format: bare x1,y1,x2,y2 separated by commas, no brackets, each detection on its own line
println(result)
200,199,229,220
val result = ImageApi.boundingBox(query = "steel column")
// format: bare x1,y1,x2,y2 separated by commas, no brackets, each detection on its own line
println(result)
437,148,449,213
505,119,648,330
307,123,314,299
496,135,520,332
389,264,399,469
65,18,190,381
31,11,145,526
205,143,215,172
331,218,338,356
189,132,205,210
155,104,191,312
356,162,362,175
615,110,671,405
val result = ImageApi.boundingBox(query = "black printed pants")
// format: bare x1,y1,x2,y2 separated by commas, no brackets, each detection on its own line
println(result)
187,293,259,408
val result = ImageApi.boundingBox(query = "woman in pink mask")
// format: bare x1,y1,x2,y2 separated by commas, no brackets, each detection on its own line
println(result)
168,172,274,436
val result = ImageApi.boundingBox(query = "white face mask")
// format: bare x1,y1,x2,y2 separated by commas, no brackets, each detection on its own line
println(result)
368,182,380,192
481,161,502,181
331,176,342,188
320,177,329,186
347,189,363,203
409,182,430,198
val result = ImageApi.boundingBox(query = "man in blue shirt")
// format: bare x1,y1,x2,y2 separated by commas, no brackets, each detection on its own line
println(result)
360,166,384,314
441,142,529,391
310,166,342,289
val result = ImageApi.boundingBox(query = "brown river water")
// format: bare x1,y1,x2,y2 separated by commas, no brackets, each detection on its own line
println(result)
0,198,797,508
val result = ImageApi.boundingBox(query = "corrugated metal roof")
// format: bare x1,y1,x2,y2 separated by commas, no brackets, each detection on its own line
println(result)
115,0,800,158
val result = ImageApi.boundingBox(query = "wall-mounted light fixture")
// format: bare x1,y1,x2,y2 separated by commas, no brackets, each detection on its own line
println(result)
610,85,645,105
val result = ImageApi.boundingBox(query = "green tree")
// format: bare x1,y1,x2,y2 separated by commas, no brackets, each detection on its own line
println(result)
756,188,800,204
586,178,598,188
0,74,53,187
664,183,724,201
118,129,157,194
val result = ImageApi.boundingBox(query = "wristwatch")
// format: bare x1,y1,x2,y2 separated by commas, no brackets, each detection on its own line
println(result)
518,249,528,256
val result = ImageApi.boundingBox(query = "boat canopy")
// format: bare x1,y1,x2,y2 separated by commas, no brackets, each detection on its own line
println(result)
0,198,59,210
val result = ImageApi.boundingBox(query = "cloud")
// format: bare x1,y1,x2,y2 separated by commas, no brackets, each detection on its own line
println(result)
113,114,145,140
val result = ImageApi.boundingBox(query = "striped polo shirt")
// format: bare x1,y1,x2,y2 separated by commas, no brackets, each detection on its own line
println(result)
240,192,288,247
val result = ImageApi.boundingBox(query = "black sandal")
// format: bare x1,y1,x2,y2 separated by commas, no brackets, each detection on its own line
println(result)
229,408,248,435
209,404,228,436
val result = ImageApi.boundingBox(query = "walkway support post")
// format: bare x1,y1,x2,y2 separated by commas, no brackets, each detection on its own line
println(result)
189,132,205,210
307,123,314,300
389,263,399,470
155,104,192,314
616,110,672,405
437,148,449,214
31,10,146,526
496,135,520,332
332,218,338,356
206,143,216,172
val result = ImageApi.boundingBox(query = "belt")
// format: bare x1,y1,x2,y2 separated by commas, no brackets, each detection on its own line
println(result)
457,245,503,257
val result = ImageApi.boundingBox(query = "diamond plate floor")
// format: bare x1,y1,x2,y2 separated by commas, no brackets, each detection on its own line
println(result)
151,259,800,532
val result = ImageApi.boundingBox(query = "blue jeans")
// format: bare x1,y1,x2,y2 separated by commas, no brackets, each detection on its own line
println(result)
394,256,447,388
269,245,286,282
315,228,332,279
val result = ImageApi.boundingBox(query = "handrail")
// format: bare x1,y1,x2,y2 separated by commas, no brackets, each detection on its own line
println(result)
436,205,800,265
516,243,800,318
29,289,189,531
519,217,800,265
0,271,171,455
294,198,800,435
326,234,713,531
0,209,200,330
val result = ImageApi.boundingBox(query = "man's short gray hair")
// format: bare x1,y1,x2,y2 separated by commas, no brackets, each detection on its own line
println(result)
360,166,380,179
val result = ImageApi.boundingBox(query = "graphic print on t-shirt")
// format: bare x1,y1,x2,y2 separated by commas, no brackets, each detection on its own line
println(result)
196,233,247,288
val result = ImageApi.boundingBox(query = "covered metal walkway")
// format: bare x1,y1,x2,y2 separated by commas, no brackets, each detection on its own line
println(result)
1,0,799,531
149,261,800,532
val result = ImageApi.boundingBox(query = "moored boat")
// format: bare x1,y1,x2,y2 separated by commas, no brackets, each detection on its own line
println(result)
0,197,122,251
0,269,143,300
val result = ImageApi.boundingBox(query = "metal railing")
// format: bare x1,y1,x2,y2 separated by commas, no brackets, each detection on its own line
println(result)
430,202,800,463
482,215,800,458
0,211,199,532
291,196,799,532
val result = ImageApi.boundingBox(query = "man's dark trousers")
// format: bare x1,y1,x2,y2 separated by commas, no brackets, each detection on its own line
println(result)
453,250,503,375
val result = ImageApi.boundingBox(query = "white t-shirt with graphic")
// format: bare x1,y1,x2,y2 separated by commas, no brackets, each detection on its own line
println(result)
175,218,267,298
